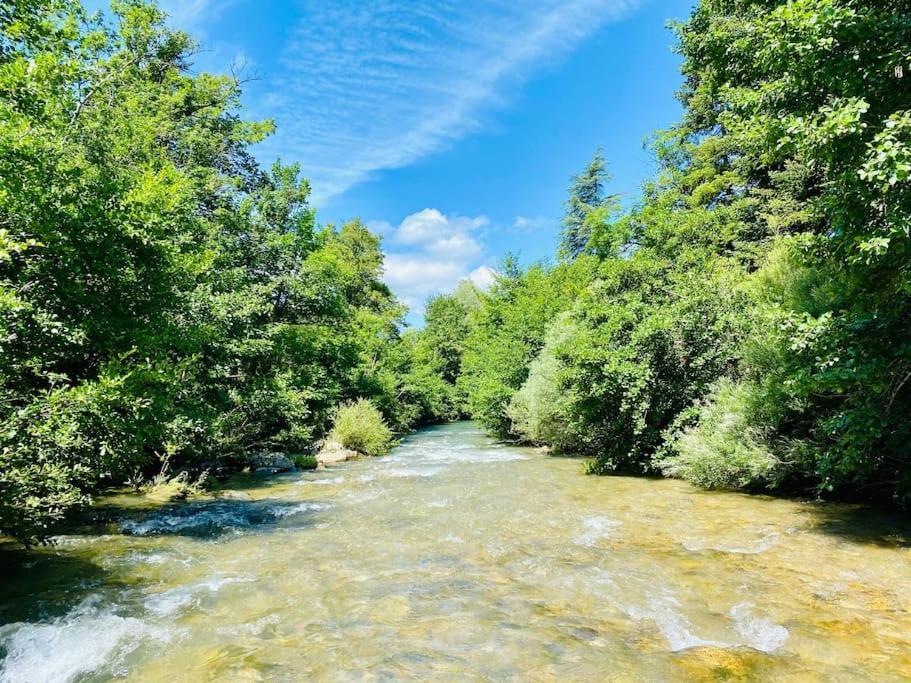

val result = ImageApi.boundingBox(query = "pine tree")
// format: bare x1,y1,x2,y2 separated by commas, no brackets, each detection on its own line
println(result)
559,150,614,259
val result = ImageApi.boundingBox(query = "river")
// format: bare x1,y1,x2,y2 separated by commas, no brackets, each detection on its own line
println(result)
1,422,910,681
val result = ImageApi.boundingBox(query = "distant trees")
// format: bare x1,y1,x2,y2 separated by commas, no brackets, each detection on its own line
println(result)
458,256,597,436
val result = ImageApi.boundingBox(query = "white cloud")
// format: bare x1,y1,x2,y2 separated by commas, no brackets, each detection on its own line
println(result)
390,208,486,261
396,209,488,247
513,215,554,232
379,208,495,313
468,266,498,291
366,220,395,236
255,0,646,203
426,233,483,260
383,254,465,307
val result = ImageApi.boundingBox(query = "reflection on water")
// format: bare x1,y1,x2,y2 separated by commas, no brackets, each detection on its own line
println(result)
1,421,910,681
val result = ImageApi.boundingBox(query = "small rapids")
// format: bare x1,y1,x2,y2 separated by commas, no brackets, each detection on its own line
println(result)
2,422,910,681
120,500,331,537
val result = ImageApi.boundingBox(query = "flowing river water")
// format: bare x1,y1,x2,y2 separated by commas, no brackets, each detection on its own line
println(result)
2,422,911,681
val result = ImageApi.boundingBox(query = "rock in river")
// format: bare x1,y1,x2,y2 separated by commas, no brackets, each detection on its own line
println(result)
250,452,294,474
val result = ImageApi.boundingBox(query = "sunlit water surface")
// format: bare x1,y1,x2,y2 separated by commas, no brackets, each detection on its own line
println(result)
2,422,911,681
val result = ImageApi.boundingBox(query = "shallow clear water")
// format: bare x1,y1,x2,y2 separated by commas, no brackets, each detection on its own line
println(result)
2,422,911,681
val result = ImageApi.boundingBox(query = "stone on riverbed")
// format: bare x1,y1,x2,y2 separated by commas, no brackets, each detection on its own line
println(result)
250,452,294,474
317,441,361,466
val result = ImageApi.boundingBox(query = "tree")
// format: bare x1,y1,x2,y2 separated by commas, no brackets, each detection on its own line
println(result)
660,0,911,502
459,257,596,436
559,150,619,260
0,0,415,544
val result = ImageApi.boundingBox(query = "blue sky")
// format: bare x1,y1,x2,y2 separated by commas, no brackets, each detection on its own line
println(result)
92,0,694,320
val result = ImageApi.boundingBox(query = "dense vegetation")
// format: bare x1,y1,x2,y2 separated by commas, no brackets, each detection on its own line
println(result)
2,0,909,544
0,0,461,545
457,0,911,508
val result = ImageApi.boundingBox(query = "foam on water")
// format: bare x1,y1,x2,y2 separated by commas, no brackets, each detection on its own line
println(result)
100,550,191,571
574,516,621,547
730,602,789,653
121,500,329,536
0,596,171,683
268,502,331,517
626,594,789,654
626,596,728,652
4,422,905,680
682,529,780,555
385,428,530,469
50,534,119,548
296,476,345,486
380,467,444,479
144,574,256,616
404,449,529,465
121,504,253,536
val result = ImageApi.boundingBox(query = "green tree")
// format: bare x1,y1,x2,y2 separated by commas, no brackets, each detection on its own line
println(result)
459,256,596,436
559,150,619,260
658,0,911,502
0,0,414,544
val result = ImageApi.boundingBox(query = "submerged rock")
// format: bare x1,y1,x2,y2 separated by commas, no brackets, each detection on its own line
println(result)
674,646,771,681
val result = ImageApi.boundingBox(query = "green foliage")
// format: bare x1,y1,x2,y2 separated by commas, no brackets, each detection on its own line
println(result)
328,399,394,457
559,150,620,260
461,0,911,507
4,0,911,544
559,258,750,472
141,467,209,503
459,255,597,436
367,281,480,432
507,313,577,451
662,0,911,503
0,0,414,544
657,379,784,490
292,455,318,470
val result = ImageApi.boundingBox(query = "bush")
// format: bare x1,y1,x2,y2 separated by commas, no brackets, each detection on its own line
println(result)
656,379,783,490
328,399,394,457
507,313,579,451
142,470,209,503
555,260,750,473
293,455,318,470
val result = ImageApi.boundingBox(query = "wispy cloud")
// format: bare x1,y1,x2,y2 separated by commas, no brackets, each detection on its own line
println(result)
513,215,555,232
158,0,236,31
255,0,645,203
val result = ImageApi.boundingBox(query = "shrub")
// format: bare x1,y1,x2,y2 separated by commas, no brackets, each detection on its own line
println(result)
508,313,579,451
328,399,394,457
142,470,209,503
293,455,318,470
656,379,783,490
555,260,750,473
